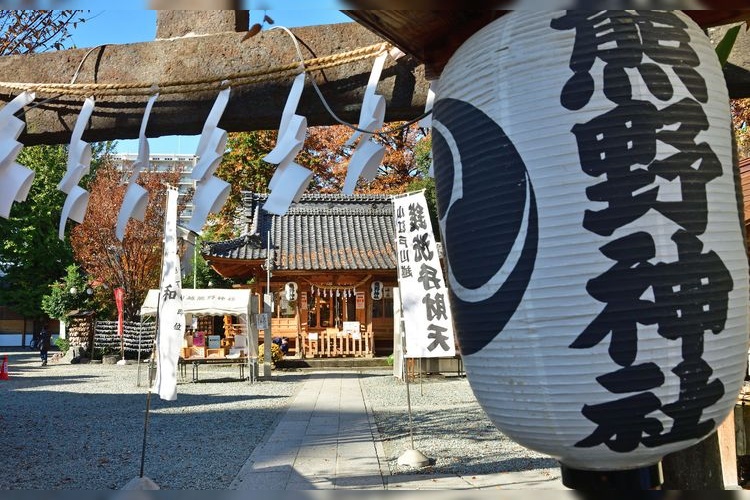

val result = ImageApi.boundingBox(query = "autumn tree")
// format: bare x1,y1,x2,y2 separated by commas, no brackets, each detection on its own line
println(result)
295,122,428,195
69,164,185,320
296,124,356,193
368,123,429,193
211,123,429,239
732,98,750,159
0,10,86,55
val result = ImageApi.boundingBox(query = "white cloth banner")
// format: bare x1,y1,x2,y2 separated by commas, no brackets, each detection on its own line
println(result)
152,187,185,401
393,192,455,358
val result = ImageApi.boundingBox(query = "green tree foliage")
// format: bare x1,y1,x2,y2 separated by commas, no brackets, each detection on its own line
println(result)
405,135,440,239
210,130,278,239
41,264,93,320
0,143,112,323
184,233,237,290
0,10,89,331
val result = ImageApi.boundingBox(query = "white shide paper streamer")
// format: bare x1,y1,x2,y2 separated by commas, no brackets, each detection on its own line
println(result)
263,73,312,216
0,91,36,218
185,86,232,234
115,93,159,241
58,97,95,240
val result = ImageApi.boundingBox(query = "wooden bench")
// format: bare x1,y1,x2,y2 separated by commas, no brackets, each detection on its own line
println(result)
178,356,257,382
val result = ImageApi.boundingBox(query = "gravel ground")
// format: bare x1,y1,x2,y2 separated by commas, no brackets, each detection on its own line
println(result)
360,371,561,480
1,348,560,490
0,349,304,490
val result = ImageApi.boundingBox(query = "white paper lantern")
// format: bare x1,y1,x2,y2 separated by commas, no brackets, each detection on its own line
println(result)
285,281,298,301
433,10,749,475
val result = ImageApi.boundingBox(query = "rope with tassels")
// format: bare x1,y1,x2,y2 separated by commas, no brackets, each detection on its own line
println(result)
0,42,390,98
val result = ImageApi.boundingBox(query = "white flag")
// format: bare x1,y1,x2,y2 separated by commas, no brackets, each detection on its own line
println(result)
153,187,185,401
393,192,455,358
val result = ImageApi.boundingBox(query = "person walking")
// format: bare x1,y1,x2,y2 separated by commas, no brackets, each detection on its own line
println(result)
37,325,51,366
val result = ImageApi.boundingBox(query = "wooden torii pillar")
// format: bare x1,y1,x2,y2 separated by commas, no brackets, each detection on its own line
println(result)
0,10,428,146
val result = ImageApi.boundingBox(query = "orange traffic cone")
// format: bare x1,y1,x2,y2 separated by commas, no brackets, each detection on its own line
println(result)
0,355,8,380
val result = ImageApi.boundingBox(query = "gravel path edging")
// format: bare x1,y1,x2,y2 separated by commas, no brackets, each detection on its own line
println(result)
358,370,562,483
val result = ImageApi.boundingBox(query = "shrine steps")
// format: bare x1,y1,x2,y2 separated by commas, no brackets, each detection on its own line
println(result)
275,356,391,371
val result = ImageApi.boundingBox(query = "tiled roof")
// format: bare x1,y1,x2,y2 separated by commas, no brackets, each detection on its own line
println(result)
203,192,396,271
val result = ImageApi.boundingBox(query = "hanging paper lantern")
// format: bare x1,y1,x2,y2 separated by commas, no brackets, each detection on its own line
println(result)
371,281,383,301
285,281,298,301
432,10,749,476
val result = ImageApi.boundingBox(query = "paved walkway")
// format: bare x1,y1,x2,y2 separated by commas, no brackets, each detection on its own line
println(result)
230,372,563,490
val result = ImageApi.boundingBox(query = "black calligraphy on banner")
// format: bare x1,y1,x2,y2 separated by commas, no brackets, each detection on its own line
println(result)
394,193,456,357
427,324,450,352
413,233,434,262
409,202,428,232
553,10,732,452
162,284,178,302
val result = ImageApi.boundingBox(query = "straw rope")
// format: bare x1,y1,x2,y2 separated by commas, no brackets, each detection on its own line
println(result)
302,275,373,291
0,41,390,98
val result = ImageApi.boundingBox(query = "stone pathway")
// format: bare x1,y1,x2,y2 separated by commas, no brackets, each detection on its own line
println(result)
231,371,563,490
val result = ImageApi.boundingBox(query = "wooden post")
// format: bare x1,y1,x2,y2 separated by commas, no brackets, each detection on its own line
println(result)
295,302,302,358
717,410,739,488
662,431,724,489
262,292,272,380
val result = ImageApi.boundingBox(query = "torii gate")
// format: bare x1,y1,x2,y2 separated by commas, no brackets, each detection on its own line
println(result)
0,11,429,146
1,10,749,147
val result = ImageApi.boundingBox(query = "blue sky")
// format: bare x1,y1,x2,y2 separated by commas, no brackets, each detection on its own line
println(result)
64,9,351,154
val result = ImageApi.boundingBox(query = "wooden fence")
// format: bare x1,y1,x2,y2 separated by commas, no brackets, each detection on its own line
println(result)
301,327,373,358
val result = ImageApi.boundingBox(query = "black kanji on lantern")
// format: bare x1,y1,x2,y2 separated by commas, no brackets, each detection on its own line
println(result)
573,98,721,238
552,11,704,111
553,10,732,452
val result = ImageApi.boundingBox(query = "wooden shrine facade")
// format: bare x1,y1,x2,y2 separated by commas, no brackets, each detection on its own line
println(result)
203,192,398,358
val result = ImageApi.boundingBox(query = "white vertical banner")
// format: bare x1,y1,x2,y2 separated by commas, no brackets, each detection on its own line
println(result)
153,187,185,401
393,192,455,358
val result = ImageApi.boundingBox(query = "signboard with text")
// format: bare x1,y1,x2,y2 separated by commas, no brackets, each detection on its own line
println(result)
256,313,269,330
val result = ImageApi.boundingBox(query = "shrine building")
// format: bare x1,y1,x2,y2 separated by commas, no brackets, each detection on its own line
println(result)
202,192,398,358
